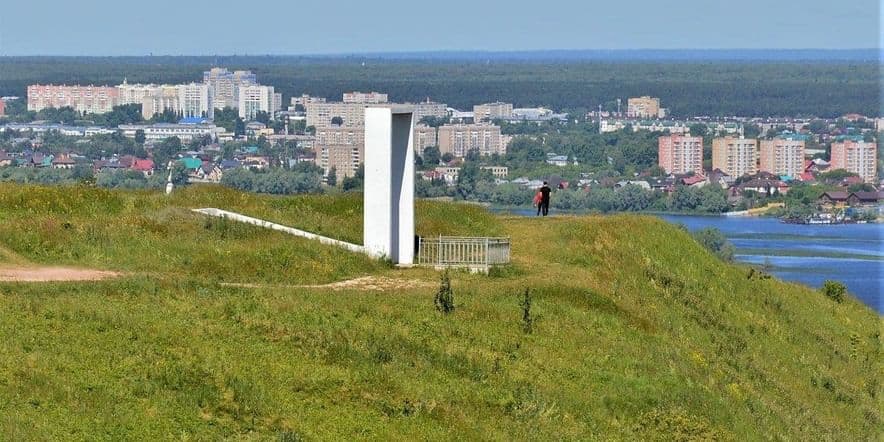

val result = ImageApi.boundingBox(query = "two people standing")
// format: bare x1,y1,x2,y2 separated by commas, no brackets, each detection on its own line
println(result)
533,181,551,216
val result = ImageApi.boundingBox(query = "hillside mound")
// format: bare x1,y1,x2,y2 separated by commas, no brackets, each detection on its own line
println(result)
0,184,878,440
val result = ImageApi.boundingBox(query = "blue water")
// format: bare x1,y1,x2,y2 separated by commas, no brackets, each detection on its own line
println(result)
659,215,882,313
493,208,882,312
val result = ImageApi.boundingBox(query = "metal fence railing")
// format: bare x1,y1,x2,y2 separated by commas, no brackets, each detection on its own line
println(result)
417,236,511,270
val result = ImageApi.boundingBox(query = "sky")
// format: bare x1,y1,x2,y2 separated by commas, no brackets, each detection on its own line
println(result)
0,0,879,56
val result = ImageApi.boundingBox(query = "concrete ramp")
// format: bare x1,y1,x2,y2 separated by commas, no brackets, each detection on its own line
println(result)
192,208,365,254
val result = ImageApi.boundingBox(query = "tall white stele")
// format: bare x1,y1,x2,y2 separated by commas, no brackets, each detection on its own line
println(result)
363,106,415,265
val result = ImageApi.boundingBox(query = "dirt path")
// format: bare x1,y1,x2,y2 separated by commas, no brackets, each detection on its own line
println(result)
0,266,121,282
222,276,432,292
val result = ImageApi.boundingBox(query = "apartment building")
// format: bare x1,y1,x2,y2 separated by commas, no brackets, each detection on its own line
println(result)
342,91,388,104
658,134,703,175
313,126,365,177
27,84,120,114
140,86,181,119
117,82,159,106
712,137,757,177
203,68,257,109
473,102,513,122
759,137,805,178
411,100,448,121
413,124,438,154
627,96,662,119
178,83,213,119
437,124,506,157
306,102,374,128
290,94,326,108
830,139,877,183
237,85,280,120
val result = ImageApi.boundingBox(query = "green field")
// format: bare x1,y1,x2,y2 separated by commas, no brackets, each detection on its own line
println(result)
0,183,879,440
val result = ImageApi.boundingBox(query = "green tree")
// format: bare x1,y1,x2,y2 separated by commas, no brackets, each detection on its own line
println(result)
422,145,441,167
134,129,146,145
326,167,338,187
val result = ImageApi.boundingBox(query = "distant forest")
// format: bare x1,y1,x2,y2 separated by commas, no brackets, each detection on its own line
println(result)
0,56,879,117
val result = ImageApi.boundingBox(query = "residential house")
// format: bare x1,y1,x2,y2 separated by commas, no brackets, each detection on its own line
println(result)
817,191,849,209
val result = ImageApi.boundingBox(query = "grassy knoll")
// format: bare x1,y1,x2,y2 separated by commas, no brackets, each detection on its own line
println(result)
0,183,879,440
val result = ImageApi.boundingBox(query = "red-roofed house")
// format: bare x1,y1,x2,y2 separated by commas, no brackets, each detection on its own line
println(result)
131,159,155,176
798,172,815,182
680,175,707,187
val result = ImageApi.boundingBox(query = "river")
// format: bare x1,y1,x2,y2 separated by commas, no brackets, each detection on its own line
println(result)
494,208,882,313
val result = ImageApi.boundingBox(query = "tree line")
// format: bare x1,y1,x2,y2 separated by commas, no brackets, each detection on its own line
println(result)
0,57,878,117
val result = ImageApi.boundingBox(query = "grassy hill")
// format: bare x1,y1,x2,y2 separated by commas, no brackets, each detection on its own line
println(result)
0,183,879,440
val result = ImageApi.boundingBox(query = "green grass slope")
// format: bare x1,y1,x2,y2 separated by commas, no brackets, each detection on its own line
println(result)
0,184,879,440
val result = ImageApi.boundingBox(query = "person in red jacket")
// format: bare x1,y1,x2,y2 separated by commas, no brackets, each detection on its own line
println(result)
538,182,551,216
533,190,543,216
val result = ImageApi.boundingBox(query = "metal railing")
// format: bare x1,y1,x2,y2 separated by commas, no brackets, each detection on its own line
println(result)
417,236,511,270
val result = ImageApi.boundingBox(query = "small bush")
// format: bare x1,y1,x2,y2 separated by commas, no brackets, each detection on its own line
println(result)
690,227,735,262
821,280,846,303
434,270,455,314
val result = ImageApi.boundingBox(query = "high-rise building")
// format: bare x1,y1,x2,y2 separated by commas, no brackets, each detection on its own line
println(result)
177,83,213,119
140,85,181,119
627,96,662,119
342,91,388,104
203,68,257,110
830,138,877,182
473,102,513,122
117,81,160,106
759,137,805,178
413,124,438,154
314,126,365,177
437,124,505,157
712,137,757,177
27,84,120,115
658,135,703,175
238,85,279,121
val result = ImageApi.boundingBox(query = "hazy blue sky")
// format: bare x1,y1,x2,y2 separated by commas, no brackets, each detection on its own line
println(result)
0,0,879,55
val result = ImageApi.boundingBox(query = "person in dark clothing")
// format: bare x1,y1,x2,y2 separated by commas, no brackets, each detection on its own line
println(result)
539,181,551,216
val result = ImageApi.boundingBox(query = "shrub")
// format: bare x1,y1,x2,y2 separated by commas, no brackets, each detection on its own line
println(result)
434,270,455,314
690,227,735,262
520,288,533,334
821,280,846,303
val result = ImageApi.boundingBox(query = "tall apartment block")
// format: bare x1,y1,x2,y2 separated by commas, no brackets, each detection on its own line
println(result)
658,134,703,175
177,83,213,119
413,124,438,155
437,124,506,157
203,67,256,110
313,126,365,177
473,102,513,122
627,96,662,119
140,85,181,119
238,85,281,120
830,139,877,182
27,85,120,115
759,137,805,178
712,137,757,177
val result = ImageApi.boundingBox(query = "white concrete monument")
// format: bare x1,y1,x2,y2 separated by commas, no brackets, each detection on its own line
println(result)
363,106,415,265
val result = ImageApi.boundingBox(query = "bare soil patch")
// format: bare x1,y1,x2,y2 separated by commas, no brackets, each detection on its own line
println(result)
0,266,121,282
222,276,432,292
